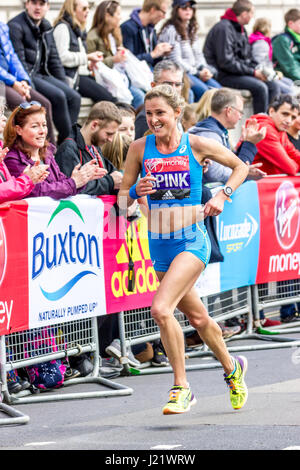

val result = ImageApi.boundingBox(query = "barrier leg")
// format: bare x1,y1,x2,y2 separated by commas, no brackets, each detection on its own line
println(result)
4,318,133,405
0,336,30,425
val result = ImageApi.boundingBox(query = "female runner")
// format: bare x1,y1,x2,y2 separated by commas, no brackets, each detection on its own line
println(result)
118,84,249,415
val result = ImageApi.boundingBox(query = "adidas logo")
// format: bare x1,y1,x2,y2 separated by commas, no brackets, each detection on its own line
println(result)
162,190,175,200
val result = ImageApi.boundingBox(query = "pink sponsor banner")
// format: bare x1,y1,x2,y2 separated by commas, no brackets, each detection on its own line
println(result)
256,176,300,283
101,196,158,314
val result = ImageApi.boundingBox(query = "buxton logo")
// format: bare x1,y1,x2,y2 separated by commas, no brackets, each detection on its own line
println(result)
0,219,7,286
274,181,300,250
32,200,101,301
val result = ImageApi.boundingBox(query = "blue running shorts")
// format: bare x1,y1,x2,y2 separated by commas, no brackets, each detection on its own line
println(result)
148,222,211,272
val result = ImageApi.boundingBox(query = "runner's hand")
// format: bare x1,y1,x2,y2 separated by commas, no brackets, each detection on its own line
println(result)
135,171,157,197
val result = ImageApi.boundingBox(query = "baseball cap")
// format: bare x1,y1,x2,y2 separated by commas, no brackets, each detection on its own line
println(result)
172,0,196,7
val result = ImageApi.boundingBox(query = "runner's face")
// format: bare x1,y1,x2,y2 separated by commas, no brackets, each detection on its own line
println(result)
145,97,180,136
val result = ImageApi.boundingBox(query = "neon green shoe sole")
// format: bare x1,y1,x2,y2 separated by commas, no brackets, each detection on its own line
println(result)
162,386,197,415
224,356,248,410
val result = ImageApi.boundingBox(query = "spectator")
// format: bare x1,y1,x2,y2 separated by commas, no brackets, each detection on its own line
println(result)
102,132,132,172
116,102,136,141
158,0,221,102
135,59,185,139
121,0,172,68
252,94,300,175
0,104,48,205
272,9,300,83
189,88,267,184
194,88,218,122
8,0,82,144
181,104,197,131
3,102,106,199
251,93,300,323
287,105,300,150
203,0,280,114
0,20,55,144
249,18,295,95
55,101,123,196
86,0,145,109
53,0,117,105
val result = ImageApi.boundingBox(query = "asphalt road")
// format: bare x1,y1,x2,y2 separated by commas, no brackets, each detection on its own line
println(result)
1,332,300,454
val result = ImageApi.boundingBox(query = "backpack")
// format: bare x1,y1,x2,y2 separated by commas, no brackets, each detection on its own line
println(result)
25,327,66,390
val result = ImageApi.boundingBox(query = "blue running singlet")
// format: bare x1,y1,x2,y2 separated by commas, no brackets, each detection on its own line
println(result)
142,133,211,271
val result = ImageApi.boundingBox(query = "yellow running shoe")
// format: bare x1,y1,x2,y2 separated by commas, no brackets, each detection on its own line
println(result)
162,385,197,415
224,356,248,410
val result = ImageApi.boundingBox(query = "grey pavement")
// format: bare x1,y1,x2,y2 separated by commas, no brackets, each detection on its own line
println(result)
1,334,300,452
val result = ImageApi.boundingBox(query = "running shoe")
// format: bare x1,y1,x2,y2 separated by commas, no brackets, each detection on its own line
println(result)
224,356,248,410
162,385,197,415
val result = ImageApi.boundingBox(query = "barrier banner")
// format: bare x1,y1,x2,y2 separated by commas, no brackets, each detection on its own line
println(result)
0,196,106,335
256,176,300,283
1,177,300,335
0,200,29,335
101,196,158,314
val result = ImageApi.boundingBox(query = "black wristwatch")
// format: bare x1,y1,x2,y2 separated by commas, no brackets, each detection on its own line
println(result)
223,186,233,197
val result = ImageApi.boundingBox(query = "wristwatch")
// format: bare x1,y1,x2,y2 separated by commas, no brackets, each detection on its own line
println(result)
223,186,233,197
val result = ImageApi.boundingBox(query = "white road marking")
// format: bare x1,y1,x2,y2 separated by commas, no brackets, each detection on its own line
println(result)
150,444,182,450
283,446,300,450
24,441,56,447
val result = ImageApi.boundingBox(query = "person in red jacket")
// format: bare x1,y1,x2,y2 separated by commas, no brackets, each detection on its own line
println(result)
251,93,300,323
0,106,48,204
252,94,300,175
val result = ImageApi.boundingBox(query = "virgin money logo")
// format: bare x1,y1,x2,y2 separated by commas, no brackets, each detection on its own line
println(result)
0,219,7,286
145,158,164,173
274,181,300,250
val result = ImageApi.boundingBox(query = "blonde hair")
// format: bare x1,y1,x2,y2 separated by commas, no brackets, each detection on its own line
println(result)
195,88,218,121
145,84,185,112
102,132,132,170
252,17,271,36
181,105,197,131
54,0,86,30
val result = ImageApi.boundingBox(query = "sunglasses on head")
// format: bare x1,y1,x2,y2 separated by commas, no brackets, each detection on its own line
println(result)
180,3,195,9
19,101,42,110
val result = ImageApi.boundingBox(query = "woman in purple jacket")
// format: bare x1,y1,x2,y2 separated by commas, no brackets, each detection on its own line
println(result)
0,106,49,204
3,101,107,199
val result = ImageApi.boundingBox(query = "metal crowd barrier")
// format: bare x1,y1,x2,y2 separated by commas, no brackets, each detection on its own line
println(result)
118,282,300,376
0,316,133,410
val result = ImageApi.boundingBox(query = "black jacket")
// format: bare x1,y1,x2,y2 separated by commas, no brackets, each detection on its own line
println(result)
121,8,159,67
55,124,118,196
8,11,66,80
203,18,258,80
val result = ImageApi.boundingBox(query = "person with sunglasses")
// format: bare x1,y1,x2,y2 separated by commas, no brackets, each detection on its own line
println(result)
3,102,107,200
53,0,118,107
0,103,49,204
158,0,221,102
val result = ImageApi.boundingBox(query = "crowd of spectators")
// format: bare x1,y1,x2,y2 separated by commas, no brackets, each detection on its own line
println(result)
2,0,300,390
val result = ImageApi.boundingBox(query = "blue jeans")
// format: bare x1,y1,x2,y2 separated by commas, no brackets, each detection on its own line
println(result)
130,86,145,109
188,74,221,102
32,74,81,142
219,74,280,114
